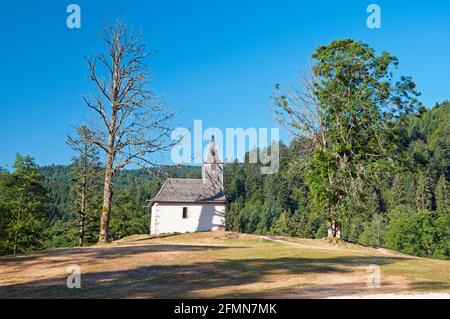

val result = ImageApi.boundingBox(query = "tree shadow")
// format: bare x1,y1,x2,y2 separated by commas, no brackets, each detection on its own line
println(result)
0,255,407,299
0,243,238,266
196,205,225,232
410,281,450,291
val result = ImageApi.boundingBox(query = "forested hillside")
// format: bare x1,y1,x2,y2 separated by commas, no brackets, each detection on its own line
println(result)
41,164,201,248
0,103,448,258
39,165,201,221
225,101,450,259
0,164,200,254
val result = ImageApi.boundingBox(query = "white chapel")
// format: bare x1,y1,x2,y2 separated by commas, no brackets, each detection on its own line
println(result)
149,136,226,235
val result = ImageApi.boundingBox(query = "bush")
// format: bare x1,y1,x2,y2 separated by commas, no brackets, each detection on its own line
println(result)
385,205,449,259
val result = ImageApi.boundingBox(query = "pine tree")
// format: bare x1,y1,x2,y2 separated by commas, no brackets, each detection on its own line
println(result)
415,172,432,210
0,154,49,254
269,212,290,236
225,196,244,232
109,190,149,241
0,168,10,254
66,126,102,246
388,173,415,210
435,175,449,212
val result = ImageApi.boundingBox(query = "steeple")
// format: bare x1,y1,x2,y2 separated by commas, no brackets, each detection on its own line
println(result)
202,135,223,191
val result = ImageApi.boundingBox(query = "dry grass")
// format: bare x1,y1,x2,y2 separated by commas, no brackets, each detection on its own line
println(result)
0,232,449,299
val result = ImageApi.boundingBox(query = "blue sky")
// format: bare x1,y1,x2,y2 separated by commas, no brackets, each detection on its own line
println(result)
0,0,449,168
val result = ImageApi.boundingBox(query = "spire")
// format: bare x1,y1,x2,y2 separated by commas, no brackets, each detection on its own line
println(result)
202,135,223,190
204,135,222,164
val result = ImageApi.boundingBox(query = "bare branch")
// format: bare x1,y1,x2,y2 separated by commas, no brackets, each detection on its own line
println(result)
83,21,176,243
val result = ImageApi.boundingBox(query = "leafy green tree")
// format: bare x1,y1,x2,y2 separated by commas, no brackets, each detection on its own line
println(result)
275,39,421,242
385,205,418,255
433,211,450,258
385,205,448,258
0,168,10,254
0,154,49,254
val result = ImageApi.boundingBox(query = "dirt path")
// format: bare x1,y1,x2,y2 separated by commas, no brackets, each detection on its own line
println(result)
259,236,406,256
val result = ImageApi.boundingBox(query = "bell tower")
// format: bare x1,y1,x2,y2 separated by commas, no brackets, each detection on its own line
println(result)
202,135,223,191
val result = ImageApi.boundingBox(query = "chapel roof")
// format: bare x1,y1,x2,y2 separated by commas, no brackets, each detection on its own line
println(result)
149,178,226,204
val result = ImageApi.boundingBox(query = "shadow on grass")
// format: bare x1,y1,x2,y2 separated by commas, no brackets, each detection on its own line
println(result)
410,281,450,291
0,243,237,266
0,255,406,299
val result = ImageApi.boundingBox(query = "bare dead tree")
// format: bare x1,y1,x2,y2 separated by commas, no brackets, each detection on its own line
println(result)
273,68,328,166
84,22,175,243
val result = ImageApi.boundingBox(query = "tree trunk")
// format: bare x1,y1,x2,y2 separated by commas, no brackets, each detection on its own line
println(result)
327,222,334,239
99,153,114,243
99,106,117,244
79,213,85,246
79,175,86,247
327,220,342,243
335,221,342,239
376,223,380,246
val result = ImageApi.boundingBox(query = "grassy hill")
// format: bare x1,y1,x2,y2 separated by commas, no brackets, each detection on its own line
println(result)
0,232,449,299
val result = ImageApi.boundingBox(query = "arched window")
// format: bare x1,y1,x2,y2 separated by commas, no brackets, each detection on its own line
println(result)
182,207,188,219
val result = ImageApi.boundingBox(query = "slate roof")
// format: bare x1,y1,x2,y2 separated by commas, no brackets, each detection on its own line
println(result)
149,178,226,205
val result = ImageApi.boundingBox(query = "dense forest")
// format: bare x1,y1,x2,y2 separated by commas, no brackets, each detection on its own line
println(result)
0,163,200,254
0,37,448,260
225,101,450,259
0,102,448,258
